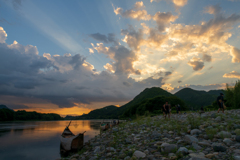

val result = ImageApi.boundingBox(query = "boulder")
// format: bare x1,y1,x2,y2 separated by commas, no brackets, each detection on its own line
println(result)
161,143,178,153
236,136,240,142
212,143,227,152
133,150,146,158
215,116,222,122
191,129,202,135
184,135,199,144
192,142,202,150
223,138,233,146
177,147,189,155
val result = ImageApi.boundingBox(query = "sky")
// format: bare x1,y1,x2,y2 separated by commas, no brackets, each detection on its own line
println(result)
0,0,240,116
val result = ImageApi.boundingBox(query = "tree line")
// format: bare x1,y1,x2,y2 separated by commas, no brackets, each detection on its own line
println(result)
0,109,63,121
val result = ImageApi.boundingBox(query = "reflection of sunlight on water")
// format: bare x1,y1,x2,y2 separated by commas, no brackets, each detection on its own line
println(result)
0,120,104,160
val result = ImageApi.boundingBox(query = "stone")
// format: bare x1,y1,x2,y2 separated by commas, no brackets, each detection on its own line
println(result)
205,154,215,158
161,143,178,153
124,156,131,160
191,129,202,135
236,136,240,142
212,143,227,152
147,155,155,160
198,142,211,147
106,147,116,152
192,142,202,150
184,135,199,144
133,150,146,158
168,153,177,160
189,152,205,158
223,138,233,146
234,156,240,160
215,116,222,122
94,146,100,153
106,153,112,157
177,147,189,155
217,131,232,138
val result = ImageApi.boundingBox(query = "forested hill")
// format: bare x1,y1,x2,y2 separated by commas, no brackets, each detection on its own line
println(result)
174,88,224,109
75,87,177,119
0,105,63,121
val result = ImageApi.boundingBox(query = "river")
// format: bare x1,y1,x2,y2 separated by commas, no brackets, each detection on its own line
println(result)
0,120,109,160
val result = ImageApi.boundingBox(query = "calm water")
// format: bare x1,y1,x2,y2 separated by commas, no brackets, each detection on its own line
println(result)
0,120,107,160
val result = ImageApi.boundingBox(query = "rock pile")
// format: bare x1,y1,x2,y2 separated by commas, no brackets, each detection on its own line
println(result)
58,110,240,160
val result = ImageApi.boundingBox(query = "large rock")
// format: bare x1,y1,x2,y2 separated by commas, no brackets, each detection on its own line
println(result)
184,135,199,144
212,143,227,152
133,150,146,158
234,156,240,160
215,116,222,122
223,138,233,146
192,142,202,150
191,129,202,135
236,136,240,142
177,147,189,155
161,143,178,153
217,131,232,138
189,152,205,158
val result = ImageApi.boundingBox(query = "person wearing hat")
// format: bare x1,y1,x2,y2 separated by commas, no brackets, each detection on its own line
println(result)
217,93,224,113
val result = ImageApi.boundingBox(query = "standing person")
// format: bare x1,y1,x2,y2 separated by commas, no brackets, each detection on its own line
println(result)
163,101,170,119
177,104,181,114
217,93,224,113
162,104,166,117
175,105,178,114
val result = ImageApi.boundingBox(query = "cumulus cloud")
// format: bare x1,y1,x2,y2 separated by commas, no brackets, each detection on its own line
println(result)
150,0,188,7
0,27,175,110
121,26,144,51
230,47,240,63
223,71,240,79
188,57,204,71
153,11,178,32
0,27,7,43
113,2,151,21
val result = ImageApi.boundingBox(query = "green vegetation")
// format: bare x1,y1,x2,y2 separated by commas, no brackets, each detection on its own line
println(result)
122,95,186,117
225,81,240,109
0,105,63,121
174,88,223,109
75,87,176,119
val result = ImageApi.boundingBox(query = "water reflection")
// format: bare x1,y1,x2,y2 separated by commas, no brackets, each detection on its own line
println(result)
0,120,105,160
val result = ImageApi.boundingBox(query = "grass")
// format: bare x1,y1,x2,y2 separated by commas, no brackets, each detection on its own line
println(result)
235,129,240,135
186,114,202,129
205,128,218,140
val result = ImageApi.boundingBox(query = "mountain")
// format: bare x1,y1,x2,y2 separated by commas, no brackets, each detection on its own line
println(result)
75,87,173,119
0,105,13,111
77,105,118,119
174,88,224,109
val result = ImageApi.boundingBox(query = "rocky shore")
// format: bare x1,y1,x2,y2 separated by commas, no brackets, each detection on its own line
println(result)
61,110,240,160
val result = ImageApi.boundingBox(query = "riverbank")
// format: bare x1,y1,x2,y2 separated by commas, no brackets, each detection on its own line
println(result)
60,110,240,160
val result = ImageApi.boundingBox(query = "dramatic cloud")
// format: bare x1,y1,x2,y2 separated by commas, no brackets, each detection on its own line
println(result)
121,26,144,51
0,27,175,110
188,57,205,71
153,12,178,32
223,71,240,79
